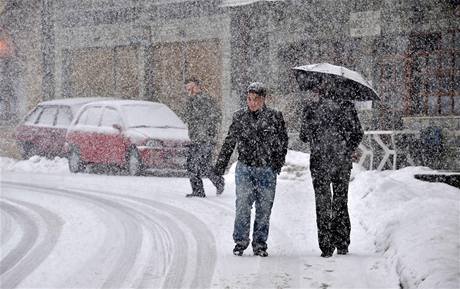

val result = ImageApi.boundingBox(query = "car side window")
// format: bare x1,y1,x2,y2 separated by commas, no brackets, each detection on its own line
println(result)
100,107,123,128
24,107,43,124
56,106,73,126
77,106,102,126
36,106,58,126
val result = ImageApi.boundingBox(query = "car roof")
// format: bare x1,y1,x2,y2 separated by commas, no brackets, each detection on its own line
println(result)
38,97,113,107
83,99,166,108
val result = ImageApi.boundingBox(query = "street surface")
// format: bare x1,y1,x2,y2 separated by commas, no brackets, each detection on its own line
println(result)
1,170,398,288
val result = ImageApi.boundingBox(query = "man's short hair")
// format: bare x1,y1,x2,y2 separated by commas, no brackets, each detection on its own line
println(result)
247,82,267,97
185,76,201,86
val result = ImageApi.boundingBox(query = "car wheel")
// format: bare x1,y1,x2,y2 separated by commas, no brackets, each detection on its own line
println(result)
68,147,84,173
19,142,34,159
127,148,142,176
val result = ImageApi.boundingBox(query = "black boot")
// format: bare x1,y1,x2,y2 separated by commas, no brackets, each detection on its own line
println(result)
337,248,348,255
216,179,225,195
233,244,246,256
253,248,269,257
320,248,334,258
186,192,206,198
212,175,225,196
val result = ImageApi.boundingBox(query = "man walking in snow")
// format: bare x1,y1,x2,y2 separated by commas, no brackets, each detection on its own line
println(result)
214,82,288,257
299,80,363,257
183,77,224,198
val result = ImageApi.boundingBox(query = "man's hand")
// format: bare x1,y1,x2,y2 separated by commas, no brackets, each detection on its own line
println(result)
351,150,361,162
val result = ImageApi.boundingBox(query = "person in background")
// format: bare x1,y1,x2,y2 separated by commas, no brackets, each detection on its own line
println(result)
183,77,224,198
214,82,288,257
299,79,363,258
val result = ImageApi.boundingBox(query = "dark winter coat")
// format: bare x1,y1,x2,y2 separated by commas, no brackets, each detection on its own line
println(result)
183,92,221,144
300,98,363,173
215,105,288,175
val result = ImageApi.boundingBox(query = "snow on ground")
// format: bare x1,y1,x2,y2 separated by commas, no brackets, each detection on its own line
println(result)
1,151,459,289
350,168,460,289
1,155,70,174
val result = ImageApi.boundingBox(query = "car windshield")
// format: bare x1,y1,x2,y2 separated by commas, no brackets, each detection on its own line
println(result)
122,104,186,129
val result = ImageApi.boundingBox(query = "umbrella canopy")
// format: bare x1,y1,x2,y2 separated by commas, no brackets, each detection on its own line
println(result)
293,63,379,101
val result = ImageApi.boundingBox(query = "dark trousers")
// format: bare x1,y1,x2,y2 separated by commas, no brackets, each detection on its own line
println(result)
311,162,352,254
186,143,224,195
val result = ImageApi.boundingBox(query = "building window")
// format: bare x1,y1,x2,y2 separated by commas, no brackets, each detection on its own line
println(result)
378,31,459,117
407,32,458,116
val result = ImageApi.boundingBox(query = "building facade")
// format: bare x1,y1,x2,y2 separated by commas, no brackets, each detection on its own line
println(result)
1,0,459,167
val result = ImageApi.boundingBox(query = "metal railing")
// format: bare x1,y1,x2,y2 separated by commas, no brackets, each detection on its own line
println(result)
358,130,419,171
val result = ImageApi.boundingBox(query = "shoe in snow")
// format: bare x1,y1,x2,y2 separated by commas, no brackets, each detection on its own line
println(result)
185,193,206,198
233,244,246,256
216,179,225,196
337,248,348,255
253,249,268,257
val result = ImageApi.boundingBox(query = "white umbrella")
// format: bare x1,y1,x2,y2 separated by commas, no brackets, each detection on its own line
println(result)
293,63,379,101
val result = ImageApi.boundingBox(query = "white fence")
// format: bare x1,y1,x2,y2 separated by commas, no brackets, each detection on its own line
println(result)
358,130,419,171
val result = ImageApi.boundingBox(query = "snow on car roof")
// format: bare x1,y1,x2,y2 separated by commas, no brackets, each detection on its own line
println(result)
39,97,113,107
84,99,163,107
220,0,283,7
77,100,186,129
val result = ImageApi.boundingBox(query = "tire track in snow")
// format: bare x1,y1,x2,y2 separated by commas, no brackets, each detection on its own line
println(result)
3,181,217,289
80,187,217,289
51,186,200,288
3,182,145,289
68,189,180,289
0,198,63,289
63,193,144,289
0,207,15,247
0,201,38,276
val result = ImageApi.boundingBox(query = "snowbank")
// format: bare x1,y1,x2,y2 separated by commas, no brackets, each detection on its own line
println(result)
0,156,70,174
351,167,460,289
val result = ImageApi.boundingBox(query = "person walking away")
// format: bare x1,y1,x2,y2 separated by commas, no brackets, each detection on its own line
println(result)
214,82,288,257
299,82,363,258
183,77,224,198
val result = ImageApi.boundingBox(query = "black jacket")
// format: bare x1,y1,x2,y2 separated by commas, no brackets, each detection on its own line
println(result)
183,92,221,144
215,106,288,175
300,98,363,171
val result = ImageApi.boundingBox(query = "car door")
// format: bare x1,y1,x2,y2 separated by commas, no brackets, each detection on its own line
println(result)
16,106,43,144
47,105,73,156
34,106,58,155
72,106,103,163
99,106,127,165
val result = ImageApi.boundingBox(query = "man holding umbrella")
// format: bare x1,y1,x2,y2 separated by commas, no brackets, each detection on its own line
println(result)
294,63,372,257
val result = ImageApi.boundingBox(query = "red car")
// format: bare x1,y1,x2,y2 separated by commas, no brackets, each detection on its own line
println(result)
65,100,190,175
15,97,109,159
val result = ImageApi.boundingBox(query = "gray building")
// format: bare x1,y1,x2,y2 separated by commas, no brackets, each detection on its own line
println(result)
1,0,459,168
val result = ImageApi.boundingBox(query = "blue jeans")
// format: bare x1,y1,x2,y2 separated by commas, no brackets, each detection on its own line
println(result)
233,162,277,251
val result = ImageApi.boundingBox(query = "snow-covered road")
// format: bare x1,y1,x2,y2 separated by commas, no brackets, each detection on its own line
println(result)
1,162,400,289
2,180,217,288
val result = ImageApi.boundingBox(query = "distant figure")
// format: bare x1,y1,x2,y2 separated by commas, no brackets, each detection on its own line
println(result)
183,77,224,198
420,126,444,169
299,82,363,258
214,82,288,257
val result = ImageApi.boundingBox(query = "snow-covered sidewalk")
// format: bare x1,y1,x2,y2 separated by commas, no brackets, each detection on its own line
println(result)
1,151,459,289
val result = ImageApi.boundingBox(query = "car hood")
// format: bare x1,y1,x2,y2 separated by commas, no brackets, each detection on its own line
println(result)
127,127,190,142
